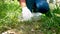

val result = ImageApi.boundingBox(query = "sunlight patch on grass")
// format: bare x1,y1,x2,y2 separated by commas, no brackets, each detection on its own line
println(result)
55,13,60,17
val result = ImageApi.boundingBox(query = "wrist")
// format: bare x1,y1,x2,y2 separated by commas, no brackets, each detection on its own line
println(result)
22,7,27,10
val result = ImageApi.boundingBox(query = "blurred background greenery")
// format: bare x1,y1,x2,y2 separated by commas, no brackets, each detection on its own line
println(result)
0,0,60,34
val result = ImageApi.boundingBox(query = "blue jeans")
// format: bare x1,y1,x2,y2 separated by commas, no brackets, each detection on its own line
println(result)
26,0,34,12
26,0,50,13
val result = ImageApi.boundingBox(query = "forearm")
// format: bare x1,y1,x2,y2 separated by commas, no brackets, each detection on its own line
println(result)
19,0,33,21
19,0,26,8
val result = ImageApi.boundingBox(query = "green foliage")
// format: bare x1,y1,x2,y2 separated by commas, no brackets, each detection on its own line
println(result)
0,0,60,34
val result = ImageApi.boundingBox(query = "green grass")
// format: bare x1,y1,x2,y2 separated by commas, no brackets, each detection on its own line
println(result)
0,1,60,34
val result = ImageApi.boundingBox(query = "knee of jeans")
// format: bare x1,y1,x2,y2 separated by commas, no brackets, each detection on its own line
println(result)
35,1,50,13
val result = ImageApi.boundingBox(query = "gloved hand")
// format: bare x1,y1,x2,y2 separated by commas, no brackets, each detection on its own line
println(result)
22,7,33,21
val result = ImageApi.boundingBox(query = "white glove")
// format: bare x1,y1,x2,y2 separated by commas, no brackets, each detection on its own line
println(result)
32,13,42,20
32,13,42,17
22,7,33,21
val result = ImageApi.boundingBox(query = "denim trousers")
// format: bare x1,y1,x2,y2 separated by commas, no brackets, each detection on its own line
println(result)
26,0,49,13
